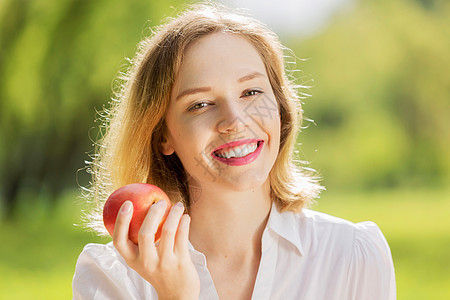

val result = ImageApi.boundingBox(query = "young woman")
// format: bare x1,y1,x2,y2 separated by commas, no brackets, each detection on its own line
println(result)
73,4,396,299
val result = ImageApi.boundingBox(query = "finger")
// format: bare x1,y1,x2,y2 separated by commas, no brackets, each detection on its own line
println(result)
174,214,191,258
112,201,137,260
158,202,185,255
138,200,167,256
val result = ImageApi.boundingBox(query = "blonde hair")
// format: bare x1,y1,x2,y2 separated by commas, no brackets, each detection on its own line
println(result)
85,3,322,235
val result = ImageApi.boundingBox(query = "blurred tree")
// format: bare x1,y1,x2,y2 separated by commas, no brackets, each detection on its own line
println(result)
294,0,450,190
0,0,185,218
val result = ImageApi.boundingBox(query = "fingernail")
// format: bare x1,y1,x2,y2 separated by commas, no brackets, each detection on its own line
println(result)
155,200,167,208
121,201,132,214
175,202,184,208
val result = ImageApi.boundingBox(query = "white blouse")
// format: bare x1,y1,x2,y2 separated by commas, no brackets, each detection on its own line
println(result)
73,205,396,299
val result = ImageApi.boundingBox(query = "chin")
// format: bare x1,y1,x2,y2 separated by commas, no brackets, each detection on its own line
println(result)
217,169,270,192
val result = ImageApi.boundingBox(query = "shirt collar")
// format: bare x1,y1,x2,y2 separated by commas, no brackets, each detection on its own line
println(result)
266,202,304,256
188,241,207,266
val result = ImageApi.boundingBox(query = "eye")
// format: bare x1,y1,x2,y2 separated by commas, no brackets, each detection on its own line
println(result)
187,101,211,112
242,89,263,98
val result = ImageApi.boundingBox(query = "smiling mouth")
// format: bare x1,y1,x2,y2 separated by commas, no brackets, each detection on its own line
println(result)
211,139,263,160
214,141,259,159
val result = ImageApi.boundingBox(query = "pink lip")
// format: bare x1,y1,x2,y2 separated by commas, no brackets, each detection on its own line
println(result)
210,139,264,166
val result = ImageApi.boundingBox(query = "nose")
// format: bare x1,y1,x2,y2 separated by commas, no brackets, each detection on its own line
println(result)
216,98,250,134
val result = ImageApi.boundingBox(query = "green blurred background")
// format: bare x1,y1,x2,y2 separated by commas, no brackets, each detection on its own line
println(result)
0,0,448,299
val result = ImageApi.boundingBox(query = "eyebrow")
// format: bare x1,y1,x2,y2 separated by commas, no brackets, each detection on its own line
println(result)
237,71,265,83
176,71,266,101
176,87,211,101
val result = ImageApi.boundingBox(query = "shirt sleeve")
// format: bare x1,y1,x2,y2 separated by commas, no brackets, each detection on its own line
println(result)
72,242,158,300
347,222,396,300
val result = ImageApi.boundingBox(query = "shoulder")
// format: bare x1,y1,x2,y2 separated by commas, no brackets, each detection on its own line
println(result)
299,208,355,226
295,209,396,298
298,208,386,240
75,242,125,267
73,242,156,299
73,242,129,280
296,209,357,246
293,209,392,260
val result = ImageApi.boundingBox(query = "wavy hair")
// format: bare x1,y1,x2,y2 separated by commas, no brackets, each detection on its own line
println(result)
84,3,322,235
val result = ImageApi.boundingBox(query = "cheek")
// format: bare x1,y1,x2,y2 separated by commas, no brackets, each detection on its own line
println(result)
272,122,281,152
170,123,210,160
269,111,282,156
270,103,282,139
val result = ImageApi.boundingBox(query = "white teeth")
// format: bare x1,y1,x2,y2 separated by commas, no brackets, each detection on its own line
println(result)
215,142,259,159
235,146,245,157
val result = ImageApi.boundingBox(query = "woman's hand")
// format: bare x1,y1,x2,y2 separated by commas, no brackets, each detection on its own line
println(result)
113,200,200,300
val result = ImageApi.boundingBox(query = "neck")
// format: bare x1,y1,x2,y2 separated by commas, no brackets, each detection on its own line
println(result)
188,180,272,261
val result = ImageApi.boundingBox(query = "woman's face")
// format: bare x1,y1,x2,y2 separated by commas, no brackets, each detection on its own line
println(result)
162,32,281,192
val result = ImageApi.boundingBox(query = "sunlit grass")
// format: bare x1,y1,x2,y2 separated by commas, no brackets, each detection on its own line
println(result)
0,191,109,300
0,188,448,299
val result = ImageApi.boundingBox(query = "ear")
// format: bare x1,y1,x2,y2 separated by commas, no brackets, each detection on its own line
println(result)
161,137,175,156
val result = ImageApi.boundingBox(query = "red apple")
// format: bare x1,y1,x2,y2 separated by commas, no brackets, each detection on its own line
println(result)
103,183,172,245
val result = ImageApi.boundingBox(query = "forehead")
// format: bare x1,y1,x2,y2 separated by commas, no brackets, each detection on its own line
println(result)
175,32,267,87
